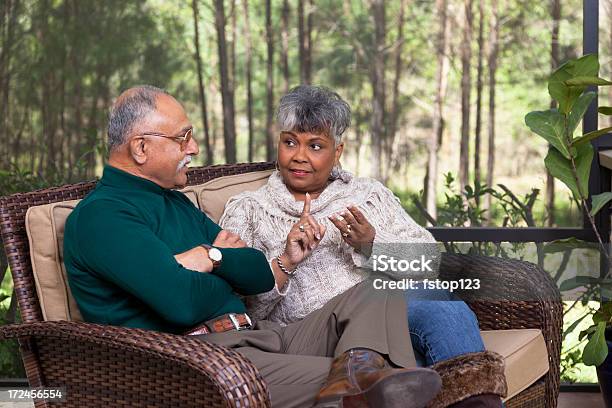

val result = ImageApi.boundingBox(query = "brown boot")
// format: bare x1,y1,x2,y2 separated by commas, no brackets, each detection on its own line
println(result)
315,348,442,408
426,351,507,408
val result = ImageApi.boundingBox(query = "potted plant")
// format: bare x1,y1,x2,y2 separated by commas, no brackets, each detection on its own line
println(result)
525,53,612,404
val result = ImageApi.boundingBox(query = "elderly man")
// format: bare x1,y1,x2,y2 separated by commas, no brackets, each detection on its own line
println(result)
63,85,441,408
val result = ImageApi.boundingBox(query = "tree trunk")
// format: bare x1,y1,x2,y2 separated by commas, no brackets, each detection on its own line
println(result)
369,0,385,181
230,0,236,88
214,0,237,163
38,0,57,176
86,61,105,179
192,0,213,165
306,0,313,82
265,0,275,161
459,0,473,191
242,0,255,162
474,0,484,198
71,0,84,179
281,0,290,94
547,0,561,226
1,0,19,170
58,1,69,175
426,0,450,223
298,0,313,84
486,0,500,220
385,0,407,183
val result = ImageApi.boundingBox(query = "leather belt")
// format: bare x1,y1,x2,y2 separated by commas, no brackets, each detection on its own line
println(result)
184,312,253,336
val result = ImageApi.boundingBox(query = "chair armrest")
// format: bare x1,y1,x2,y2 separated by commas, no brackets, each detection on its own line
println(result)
0,320,270,407
439,253,562,408
439,253,561,329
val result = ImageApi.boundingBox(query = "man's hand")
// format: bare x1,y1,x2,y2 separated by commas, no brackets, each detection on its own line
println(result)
213,230,247,248
175,246,214,273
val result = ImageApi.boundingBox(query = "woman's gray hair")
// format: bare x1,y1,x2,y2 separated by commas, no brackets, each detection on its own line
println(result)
277,85,351,144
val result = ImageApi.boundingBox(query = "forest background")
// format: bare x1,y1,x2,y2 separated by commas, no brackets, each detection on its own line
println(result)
0,0,610,382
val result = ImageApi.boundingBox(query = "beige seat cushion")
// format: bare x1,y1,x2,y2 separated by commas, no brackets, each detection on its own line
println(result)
481,329,549,401
192,169,273,223
25,170,273,321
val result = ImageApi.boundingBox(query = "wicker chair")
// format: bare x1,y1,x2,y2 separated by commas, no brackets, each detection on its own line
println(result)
0,162,562,408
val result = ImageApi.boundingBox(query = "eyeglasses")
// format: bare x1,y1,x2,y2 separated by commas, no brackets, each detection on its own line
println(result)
138,127,194,150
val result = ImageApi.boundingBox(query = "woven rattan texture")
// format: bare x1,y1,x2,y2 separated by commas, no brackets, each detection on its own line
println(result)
440,254,562,408
505,380,547,408
0,161,561,407
1,321,271,407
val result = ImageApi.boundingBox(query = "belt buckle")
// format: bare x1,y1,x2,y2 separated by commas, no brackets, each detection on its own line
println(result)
229,313,253,331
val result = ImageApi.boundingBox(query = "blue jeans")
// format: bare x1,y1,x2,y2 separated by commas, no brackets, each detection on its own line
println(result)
406,288,485,367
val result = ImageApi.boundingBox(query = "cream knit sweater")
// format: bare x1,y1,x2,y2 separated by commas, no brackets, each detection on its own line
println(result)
219,170,440,325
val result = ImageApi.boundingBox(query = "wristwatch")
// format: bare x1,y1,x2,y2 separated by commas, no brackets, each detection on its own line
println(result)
201,244,223,268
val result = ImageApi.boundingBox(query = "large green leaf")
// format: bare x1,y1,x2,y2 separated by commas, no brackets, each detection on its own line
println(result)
568,92,596,137
590,192,612,216
582,321,608,366
544,143,594,200
549,54,599,114
599,106,612,115
571,126,612,148
525,110,570,159
565,76,612,86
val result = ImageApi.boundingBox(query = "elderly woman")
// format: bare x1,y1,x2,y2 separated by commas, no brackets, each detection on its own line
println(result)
220,85,506,408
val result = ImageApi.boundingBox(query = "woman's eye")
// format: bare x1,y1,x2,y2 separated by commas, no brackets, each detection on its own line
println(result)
311,144,322,151
285,140,296,147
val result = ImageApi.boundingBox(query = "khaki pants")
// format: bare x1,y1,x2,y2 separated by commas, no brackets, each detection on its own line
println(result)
196,280,416,408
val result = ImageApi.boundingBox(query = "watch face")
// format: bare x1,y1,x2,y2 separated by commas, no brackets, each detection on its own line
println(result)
209,247,223,262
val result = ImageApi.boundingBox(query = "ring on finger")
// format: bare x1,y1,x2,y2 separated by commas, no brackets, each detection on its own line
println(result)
342,232,349,238
299,224,306,232
346,224,352,233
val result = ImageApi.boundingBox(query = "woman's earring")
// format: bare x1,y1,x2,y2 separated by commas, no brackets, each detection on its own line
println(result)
275,161,280,171
330,164,341,180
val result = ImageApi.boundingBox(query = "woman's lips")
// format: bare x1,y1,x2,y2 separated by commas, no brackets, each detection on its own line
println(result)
289,169,311,177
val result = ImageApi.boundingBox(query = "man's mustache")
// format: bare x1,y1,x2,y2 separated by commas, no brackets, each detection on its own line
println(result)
177,155,192,172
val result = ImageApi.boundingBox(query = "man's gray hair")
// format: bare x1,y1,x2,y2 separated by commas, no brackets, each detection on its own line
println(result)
107,85,168,151
277,85,351,144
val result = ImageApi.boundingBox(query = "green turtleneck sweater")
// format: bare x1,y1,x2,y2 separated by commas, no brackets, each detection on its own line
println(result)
64,165,274,334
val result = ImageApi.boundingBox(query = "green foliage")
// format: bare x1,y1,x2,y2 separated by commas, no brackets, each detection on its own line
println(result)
582,322,608,366
568,92,597,137
527,53,612,203
544,143,593,200
590,192,612,217
561,348,585,383
525,110,570,158
572,126,612,148
527,53,612,368
0,271,24,378
547,54,599,114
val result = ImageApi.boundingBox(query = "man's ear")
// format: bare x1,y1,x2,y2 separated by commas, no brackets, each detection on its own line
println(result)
129,137,148,165
335,142,344,164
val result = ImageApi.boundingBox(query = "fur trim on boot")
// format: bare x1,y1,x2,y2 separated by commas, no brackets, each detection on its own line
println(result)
426,351,508,408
